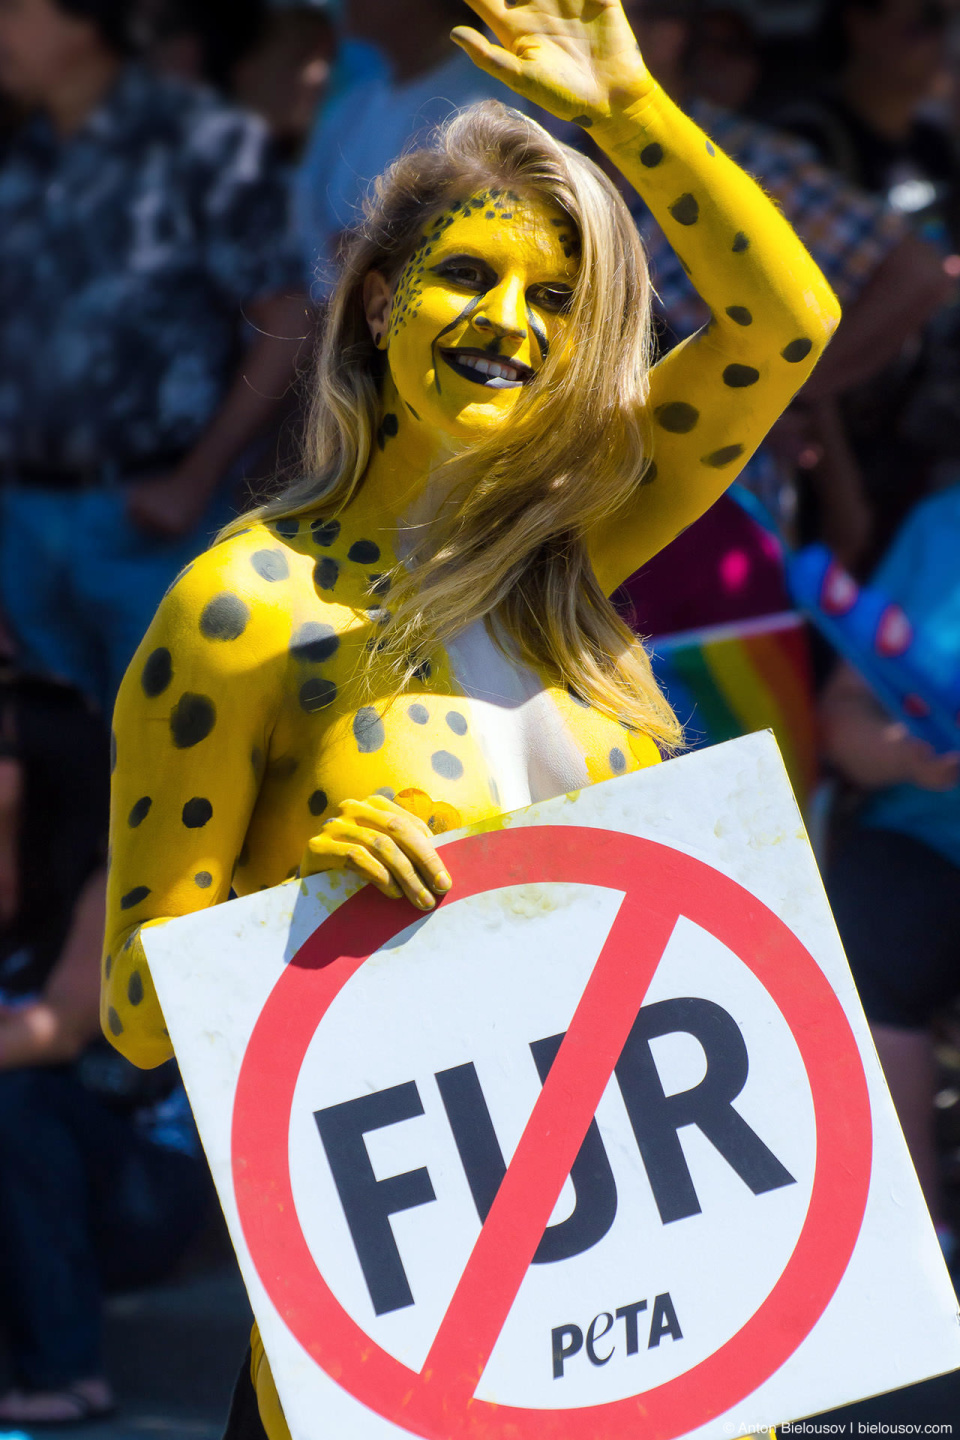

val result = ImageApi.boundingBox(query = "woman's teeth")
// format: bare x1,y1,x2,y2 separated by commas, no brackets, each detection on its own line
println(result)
444,351,529,388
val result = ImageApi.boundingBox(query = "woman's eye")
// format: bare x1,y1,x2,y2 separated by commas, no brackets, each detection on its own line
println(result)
528,284,574,314
436,263,488,289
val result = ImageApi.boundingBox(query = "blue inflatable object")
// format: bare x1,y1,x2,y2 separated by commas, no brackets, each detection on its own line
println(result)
788,543,960,755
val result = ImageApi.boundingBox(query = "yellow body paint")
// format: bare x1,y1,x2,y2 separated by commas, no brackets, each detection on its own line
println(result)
103,35,838,1439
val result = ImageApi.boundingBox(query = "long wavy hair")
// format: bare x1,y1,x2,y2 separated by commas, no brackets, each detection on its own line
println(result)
224,100,682,750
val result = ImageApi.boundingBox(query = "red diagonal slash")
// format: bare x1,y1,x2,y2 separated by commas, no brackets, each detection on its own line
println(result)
422,885,681,1405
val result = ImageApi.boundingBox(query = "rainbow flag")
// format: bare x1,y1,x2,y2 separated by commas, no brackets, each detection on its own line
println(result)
650,611,818,807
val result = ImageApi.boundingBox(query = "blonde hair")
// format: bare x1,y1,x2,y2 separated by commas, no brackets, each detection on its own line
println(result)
225,101,682,751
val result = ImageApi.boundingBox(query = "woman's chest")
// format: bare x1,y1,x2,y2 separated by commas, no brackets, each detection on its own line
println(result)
244,616,659,890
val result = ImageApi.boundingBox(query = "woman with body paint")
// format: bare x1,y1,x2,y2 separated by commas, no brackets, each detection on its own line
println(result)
103,1,839,1435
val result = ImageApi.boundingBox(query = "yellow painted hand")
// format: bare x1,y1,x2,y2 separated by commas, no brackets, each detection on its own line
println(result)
452,0,652,126
301,795,453,911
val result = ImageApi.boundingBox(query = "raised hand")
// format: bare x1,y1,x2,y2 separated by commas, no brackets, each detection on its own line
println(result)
452,0,651,127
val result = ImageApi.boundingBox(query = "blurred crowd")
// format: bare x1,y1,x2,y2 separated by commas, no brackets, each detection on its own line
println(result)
1,0,960,1423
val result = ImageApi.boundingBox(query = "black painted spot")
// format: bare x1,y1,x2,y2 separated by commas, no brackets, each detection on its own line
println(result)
308,789,328,817
408,703,429,725
104,953,113,979
703,443,746,468
195,871,213,889
723,364,760,388
348,539,381,565
128,970,144,1006
251,549,289,582
121,885,151,910
170,693,216,748
314,557,339,591
354,707,386,753
782,337,814,364
412,658,432,682
381,413,398,440
732,231,750,253
669,194,699,226
182,797,213,829
567,685,590,708
311,518,341,546
369,573,391,598
142,647,172,697
300,678,338,713
291,621,339,664
610,747,627,774
725,306,753,326
108,1007,123,1036
128,796,152,828
432,750,464,781
640,142,664,167
275,518,299,538
200,593,249,641
572,113,593,128
642,461,658,486
446,710,468,736
367,606,390,626
110,731,117,773
656,401,700,433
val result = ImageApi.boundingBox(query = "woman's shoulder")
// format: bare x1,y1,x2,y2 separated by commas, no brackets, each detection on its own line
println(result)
134,520,331,682
162,521,319,615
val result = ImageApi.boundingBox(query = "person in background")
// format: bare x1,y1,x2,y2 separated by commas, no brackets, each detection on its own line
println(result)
294,0,533,292
136,0,268,93
0,671,209,1426
232,0,335,161
605,0,950,618
0,0,310,716
819,484,960,1272
779,0,960,567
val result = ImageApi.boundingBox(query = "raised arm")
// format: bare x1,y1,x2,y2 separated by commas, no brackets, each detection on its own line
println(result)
453,0,841,592
102,541,285,1068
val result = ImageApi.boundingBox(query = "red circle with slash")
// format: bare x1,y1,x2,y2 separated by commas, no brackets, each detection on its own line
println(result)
232,825,872,1439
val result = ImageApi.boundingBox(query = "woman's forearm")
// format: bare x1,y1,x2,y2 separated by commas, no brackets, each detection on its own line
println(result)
592,80,841,355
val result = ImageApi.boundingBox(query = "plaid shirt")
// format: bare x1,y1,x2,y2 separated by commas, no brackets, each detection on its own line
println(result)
0,65,304,469
637,98,908,345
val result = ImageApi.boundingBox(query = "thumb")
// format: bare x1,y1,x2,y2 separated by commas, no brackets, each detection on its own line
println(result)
450,26,525,85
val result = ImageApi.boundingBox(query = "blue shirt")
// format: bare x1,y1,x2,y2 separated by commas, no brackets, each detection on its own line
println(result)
0,65,304,469
861,484,960,867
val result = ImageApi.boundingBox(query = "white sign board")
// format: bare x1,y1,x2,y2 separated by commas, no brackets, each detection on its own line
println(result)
144,732,960,1440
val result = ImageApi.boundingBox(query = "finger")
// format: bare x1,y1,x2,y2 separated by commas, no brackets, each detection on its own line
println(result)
340,800,452,893
450,27,526,85
359,830,439,910
305,834,403,898
363,793,434,839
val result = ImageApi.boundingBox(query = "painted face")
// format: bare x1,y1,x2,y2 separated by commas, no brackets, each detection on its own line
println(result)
385,189,580,445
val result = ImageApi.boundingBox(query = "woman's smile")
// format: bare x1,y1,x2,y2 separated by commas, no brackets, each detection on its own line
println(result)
438,348,535,387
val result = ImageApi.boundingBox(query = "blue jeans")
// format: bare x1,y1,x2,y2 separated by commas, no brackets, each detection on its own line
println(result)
0,1066,209,1389
0,484,235,715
